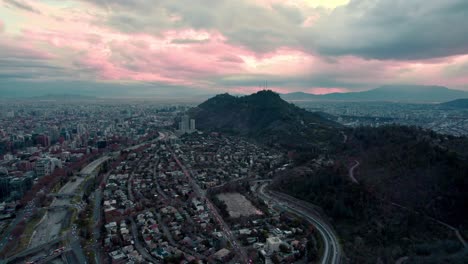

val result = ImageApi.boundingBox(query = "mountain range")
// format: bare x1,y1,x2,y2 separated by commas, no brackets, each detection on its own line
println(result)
31,94,99,101
2,82,467,103
281,85,468,102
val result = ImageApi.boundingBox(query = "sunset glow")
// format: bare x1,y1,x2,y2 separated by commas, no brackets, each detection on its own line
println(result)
1,0,468,96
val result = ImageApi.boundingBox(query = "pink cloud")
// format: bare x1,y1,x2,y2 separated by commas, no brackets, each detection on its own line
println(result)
21,22,254,85
14,17,468,91
1,0,468,92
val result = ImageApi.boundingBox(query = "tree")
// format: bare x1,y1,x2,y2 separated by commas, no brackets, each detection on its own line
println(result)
11,220,26,238
271,253,281,264
279,243,291,253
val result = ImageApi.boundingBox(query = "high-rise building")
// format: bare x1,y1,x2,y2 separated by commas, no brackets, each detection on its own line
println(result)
266,237,282,254
179,115,196,134
35,134,50,147
0,177,10,201
35,158,50,178
179,115,190,132
190,119,196,131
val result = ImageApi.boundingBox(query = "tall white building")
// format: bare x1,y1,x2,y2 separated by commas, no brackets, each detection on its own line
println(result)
179,115,196,134
190,119,196,131
266,237,282,254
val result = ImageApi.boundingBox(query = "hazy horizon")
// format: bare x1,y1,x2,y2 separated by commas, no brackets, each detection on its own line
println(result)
1,0,468,97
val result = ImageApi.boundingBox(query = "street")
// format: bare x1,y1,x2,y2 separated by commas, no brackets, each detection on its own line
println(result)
168,142,249,263
258,183,342,264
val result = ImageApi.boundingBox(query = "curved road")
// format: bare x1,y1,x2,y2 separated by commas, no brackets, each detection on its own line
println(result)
259,183,342,264
348,160,360,184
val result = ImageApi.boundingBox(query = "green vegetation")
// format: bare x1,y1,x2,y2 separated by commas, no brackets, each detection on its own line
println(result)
2,209,45,257
189,90,342,147
273,125,468,263
194,92,468,263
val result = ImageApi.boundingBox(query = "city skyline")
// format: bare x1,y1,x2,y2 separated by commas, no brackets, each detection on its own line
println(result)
1,0,468,96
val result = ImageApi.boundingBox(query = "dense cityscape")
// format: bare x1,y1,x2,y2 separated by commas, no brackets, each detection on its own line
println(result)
0,100,331,263
1,92,468,264
297,101,468,136
2,1,468,263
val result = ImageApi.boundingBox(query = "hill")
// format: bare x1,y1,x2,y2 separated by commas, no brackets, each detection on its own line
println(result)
191,90,468,263
273,125,468,263
189,90,342,147
281,85,468,102
440,98,468,108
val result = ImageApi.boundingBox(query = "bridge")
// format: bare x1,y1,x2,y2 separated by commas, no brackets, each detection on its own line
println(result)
36,248,71,264
47,193,75,199
45,205,73,211
3,236,65,264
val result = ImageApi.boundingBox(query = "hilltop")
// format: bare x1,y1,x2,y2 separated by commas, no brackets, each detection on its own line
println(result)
281,85,468,102
189,90,341,147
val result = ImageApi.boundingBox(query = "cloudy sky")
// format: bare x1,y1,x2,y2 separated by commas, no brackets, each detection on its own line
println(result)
1,0,468,96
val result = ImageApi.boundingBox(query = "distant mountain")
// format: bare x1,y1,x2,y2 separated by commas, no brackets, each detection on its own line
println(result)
0,80,213,102
440,98,468,108
32,94,98,100
189,90,341,146
281,85,468,102
280,91,320,101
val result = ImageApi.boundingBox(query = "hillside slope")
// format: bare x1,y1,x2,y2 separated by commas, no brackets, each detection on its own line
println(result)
189,90,341,147
273,125,468,263
440,98,468,108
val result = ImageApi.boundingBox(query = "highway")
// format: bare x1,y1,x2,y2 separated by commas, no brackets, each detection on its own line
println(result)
24,155,110,263
4,236,65,264
258,183,342,264
121,131,168,153
30,155,110,248
80,156,110,176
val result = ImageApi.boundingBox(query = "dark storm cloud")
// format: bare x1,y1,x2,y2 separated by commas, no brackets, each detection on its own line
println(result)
83,0,468,60
80,0,304,53
308,0,468,60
